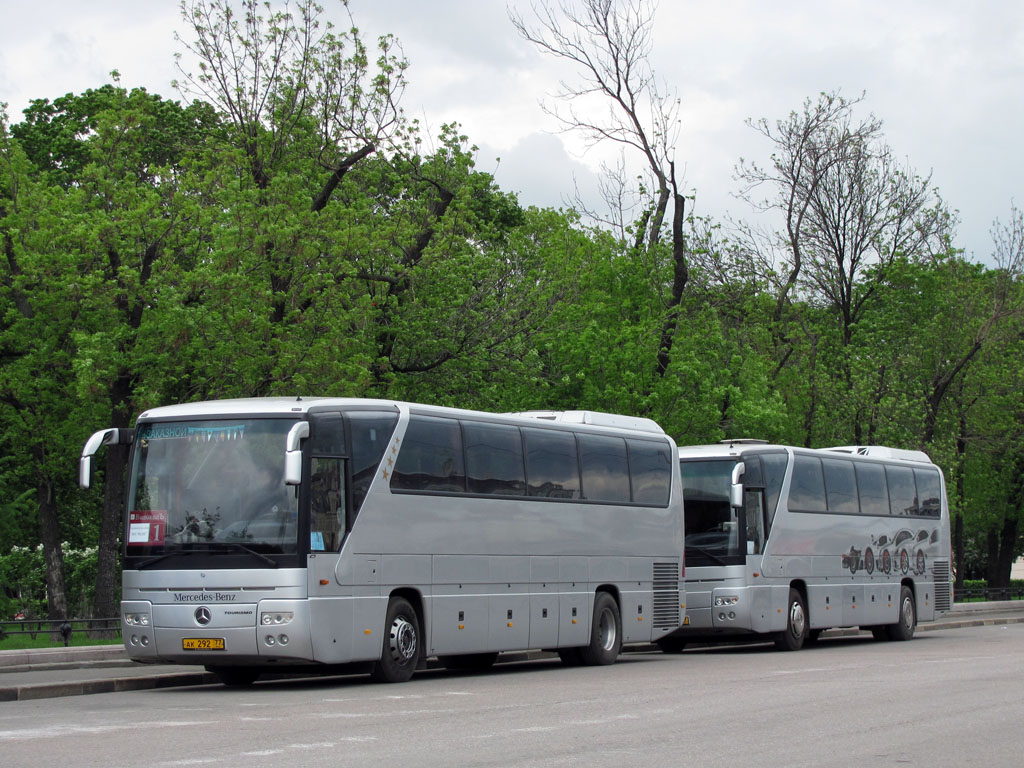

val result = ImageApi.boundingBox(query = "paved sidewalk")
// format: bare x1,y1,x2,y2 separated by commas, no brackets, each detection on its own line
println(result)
2,601,1022,702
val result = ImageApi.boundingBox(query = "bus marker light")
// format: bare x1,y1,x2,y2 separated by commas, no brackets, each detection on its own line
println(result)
572,619,577,624
459,625,465,630
320,579,329,585
507,622,514,628
365,629,372,635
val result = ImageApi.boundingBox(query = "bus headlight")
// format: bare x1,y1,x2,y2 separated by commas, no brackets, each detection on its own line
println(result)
124,612,150,626
714,596,739,607
261,612,294,626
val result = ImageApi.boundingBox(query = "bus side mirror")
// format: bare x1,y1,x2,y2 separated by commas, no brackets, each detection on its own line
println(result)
79,428,133,489
284,421,310,485
730,461,746,508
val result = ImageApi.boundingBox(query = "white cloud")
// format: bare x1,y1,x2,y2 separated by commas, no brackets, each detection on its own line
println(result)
0,0,1020,262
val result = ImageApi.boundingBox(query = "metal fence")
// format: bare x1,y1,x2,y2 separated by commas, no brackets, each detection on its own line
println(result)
0,618,120,644
955,585,1024,602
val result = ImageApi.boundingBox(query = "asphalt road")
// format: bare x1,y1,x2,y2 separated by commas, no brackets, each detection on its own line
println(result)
1,620,1022,767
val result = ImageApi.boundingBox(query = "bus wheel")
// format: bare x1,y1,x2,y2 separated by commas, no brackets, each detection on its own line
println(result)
579,592,622,665
206,666,260,687
441,652,498,672
656,636,687,654
371,597,420,683
885,586,916,641
775,588,808,651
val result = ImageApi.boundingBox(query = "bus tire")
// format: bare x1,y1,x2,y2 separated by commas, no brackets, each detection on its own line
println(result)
579,592,622,666
656,636,687,654
206,666,260,687
775,588,808,651
441,652,498,671
885,585,916,641
371,597,420,683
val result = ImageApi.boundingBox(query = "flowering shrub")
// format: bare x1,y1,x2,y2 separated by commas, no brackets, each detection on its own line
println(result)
0,545,112,619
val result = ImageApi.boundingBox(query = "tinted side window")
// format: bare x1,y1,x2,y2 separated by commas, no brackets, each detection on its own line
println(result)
464,421,526,496
391,416,465,492
524,428,580,499
886,465,918,515
914,468,942,518
628,439,672,506
760,453,788,527
789,455,826,512
348,411,398,513
855,462,890,516
822,458,858,513
579,434,630,503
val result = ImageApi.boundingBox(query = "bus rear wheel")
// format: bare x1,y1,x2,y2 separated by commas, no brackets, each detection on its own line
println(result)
371,596,420,683
775,588,808,651
579,592,622,666
885,585,916,641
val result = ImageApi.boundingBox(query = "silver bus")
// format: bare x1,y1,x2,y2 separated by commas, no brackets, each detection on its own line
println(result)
660,441,952,652
80,398,685,684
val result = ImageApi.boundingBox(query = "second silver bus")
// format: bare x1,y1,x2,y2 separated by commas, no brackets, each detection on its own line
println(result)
661,441,952,652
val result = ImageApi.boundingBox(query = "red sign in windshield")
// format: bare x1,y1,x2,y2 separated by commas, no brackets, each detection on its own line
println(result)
128,510,167,545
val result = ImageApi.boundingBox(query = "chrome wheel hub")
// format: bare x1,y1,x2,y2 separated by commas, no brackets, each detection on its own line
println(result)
388,616,417,663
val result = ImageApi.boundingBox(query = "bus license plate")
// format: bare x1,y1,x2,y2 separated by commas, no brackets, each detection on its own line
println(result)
182,638,225,651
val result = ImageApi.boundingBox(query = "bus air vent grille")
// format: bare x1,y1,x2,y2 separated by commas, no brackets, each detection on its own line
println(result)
652,562,681,629
932,559,951,612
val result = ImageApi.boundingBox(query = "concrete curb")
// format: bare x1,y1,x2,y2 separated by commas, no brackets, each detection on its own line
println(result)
0,670,217,702
3,603,1023,701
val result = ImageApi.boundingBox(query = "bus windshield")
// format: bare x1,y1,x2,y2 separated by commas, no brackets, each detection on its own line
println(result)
126,419,299,557
680,459,745,566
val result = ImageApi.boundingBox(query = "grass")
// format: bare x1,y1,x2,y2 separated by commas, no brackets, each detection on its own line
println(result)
0,632,122,652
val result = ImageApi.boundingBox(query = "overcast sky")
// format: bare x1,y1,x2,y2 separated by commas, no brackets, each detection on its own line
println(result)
1,0,1021,263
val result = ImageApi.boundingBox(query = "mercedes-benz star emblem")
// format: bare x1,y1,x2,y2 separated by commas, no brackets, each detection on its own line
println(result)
195,607,212,625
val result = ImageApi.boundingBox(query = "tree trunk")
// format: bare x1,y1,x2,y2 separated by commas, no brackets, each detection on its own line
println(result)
93,406,131,624
37,476,68,626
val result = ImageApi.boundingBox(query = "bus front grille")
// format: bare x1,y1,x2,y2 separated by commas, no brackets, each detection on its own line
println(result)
652,562,681,629
932,559,952,612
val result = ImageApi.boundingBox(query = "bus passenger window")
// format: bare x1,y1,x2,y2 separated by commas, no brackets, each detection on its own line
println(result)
348,411,399,513
464,421,526,496
886,465,918,516
310,457,344,551
579,434,629,503
789,455,826,512
822,458,858,513
524,428,580,499
855,463,889,516
628,439,672,506
760,453,788,529
392,416,466,493
914,469,942,517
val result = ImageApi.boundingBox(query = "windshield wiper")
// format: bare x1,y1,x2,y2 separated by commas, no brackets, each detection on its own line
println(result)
136,543,278,569
136,549,208,570
685,545,732,567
